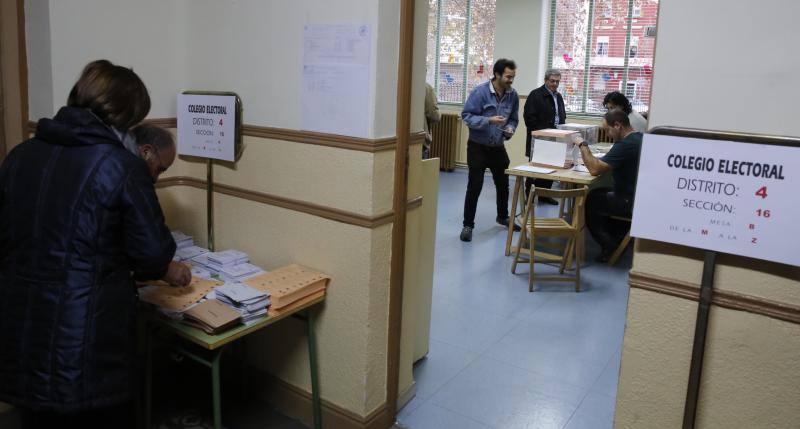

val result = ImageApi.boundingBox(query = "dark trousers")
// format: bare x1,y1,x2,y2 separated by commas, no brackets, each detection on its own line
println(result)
586,188,633,252
463,141,510,228
19,402,134,429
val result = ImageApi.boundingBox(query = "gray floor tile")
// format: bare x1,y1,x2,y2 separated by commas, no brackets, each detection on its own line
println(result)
482,333,610,390
429,299,524,353
592,350,622,398
430,357,586,429
412,339,479,399
398,402,493,429
563,390,617,429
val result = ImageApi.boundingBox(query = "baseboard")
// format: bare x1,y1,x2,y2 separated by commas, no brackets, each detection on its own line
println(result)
249,366,394,429
396,381,416,410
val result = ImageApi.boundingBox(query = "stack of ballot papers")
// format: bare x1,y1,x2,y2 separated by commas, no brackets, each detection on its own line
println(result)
207,250,249,269
138,277,224,319
189,249,265,282
174,245,209,262
171,230,194,249
213,282,270,325
170,230,211,262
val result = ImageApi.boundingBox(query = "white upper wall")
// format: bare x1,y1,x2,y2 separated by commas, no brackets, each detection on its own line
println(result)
41,0,186,119
26,0,400,139
493,0,549,95
25,0,53,121
649,0,800,137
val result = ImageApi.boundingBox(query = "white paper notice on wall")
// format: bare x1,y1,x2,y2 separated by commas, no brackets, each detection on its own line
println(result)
631,133,800,267
301,24,371,138
177,94,236,161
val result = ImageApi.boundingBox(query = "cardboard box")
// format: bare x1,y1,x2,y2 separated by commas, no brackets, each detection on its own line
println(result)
530,129,580,168
558,123,599,145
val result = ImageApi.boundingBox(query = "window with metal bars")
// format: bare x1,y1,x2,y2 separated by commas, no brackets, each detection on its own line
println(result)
426,0,497,104
547,0,659,115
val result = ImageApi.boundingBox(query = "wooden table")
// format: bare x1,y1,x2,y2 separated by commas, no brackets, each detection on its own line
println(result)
503,164,605,257
144,295,325,429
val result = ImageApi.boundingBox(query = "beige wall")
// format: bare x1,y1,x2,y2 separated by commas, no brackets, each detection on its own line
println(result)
1,0,26,155
616,0,800,427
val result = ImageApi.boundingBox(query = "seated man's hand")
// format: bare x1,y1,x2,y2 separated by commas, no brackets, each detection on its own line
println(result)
163,261,191,287
570,133,585,146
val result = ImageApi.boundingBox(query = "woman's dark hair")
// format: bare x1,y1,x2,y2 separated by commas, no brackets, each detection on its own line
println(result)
131,124,174,152
602,91,632,114
67,59,151,131
492,58,517,78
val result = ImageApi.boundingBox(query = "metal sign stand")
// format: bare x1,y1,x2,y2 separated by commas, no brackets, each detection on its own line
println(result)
207,158,215,252
682,250,717,429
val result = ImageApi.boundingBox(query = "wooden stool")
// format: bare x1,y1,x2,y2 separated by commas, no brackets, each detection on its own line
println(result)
512,186,588,292
607,216,632,266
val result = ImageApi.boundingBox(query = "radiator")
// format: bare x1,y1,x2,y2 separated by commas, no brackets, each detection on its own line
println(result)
430,113,460,171
597,126,614,143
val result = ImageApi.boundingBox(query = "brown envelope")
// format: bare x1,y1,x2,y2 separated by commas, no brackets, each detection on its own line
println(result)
182,299,241,335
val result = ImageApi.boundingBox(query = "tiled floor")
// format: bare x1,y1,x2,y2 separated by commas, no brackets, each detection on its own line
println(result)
396,169,631,429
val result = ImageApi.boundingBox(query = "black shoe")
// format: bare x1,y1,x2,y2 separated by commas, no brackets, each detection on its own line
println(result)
594,249,612,263
496,217,521,232
538,196,559,205
460,226,473,242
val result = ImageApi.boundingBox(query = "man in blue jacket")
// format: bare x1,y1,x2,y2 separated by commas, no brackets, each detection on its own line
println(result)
0,60,190,428
460,58,520,242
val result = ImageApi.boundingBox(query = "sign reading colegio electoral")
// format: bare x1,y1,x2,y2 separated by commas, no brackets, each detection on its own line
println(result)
177,93,240,162
631,133,800,267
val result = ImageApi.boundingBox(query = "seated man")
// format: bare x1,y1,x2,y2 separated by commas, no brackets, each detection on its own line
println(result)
573,109,642,262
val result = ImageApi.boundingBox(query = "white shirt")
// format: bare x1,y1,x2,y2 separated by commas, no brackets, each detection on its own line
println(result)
628,110,647,133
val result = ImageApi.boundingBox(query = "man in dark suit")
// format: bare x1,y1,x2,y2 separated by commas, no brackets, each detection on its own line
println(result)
523,69,566,205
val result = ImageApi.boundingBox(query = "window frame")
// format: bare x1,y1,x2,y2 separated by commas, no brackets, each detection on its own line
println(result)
430,0,486,105
596,36,610,57
547,0,654,117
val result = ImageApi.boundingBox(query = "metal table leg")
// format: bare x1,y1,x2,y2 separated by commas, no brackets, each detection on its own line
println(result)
306,309,322,429
144,323,153,429
211,349,223,429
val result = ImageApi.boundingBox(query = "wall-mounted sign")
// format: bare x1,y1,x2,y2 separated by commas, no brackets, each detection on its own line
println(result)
631,133,800,267
177,92,242,161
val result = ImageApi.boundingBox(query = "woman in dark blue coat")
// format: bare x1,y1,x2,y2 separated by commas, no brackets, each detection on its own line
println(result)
0,60,190,428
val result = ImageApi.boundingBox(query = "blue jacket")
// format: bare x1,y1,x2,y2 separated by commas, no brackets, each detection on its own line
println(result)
0,107,176,411
461,80,519,146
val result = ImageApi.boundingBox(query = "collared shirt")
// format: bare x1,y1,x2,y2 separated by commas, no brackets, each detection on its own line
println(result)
545,86,560,125
461,80,519,146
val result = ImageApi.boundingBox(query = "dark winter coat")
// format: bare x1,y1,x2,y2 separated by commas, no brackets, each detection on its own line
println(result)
523,84,567,157
0,107,176,411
